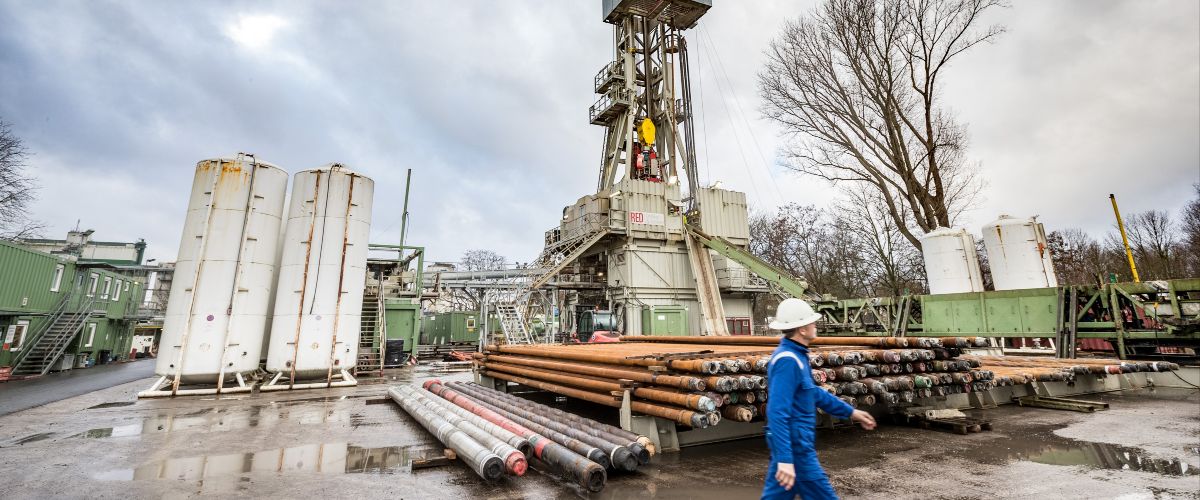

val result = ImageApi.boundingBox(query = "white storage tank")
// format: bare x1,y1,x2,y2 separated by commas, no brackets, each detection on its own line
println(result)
920,227,985,295
156,155,289,384
981,215,1058,290
266,164,374,383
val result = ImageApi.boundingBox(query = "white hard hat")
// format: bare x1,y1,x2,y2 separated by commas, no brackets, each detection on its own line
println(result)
768,298,821,330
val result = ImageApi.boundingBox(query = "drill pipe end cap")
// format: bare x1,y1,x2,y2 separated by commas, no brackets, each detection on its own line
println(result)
636,437,655,455
421,379,442,391
505,452,528,476
628,442,651,465
481,456,505,481
583,466,607,493
690,413,708,428
698,396,716,413
612,447,639,472
588,449,612,470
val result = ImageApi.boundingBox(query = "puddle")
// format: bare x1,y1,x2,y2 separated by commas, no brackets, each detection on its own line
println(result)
88,402,136,409
72,404,353,439
364,398,392,405
93,443,427,481
5,432,56,446
1015,441,1198,476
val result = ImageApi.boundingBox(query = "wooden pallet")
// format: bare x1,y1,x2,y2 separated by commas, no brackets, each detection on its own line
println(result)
891,411,994,435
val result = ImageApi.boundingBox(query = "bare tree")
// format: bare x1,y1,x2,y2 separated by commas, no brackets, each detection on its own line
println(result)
1047,228,1111,286
750,202,918,298
459,249,507,272
758,0,1003,249
1182,183,1200,276
835,187,925,296
1119,210,1179,280
0,119,44,239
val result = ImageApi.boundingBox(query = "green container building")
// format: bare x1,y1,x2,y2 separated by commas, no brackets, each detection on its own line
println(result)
0,240,144,374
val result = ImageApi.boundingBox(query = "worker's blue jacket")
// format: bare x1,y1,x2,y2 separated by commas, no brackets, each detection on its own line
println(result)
764,338,854,479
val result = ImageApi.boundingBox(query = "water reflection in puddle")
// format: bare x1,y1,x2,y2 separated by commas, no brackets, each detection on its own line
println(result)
1015,441,1197,476
73,401,364,439
94,443,421,481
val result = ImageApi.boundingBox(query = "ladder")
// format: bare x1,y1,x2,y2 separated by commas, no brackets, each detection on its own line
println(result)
12,296,96,377
356,293,385,375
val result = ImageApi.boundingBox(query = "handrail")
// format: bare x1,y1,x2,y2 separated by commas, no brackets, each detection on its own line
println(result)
38,296,96,375
10,288,73,368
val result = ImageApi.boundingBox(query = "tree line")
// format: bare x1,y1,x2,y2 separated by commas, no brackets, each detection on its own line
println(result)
749,185,1200,299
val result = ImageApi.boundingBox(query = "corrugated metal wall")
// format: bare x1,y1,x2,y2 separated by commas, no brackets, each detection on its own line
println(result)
0,240,74,314
695,187,750,245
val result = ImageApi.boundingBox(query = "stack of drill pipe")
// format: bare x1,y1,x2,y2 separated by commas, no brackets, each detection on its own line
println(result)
421,380,607,492
479,339,1158,424
389,384,505,481
449,381,654,461
443,382,641,473
390,385,528,476
396,384,532,457
425,380,614,470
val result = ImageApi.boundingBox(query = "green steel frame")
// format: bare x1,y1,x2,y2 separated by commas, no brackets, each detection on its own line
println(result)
813,279,1200,359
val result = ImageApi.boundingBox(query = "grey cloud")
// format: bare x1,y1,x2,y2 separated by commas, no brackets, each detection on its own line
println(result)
0,0,1195,266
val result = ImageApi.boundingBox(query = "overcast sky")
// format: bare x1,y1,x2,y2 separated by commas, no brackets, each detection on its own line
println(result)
1,1,1196,265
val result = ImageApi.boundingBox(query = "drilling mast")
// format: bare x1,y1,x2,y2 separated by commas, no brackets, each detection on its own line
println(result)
590,1,710,202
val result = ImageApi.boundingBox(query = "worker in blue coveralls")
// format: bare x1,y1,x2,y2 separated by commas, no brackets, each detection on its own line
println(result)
762,298,877,500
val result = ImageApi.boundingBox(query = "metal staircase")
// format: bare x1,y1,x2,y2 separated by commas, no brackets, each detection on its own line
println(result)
355,292,386,375
531,213,608,289
12,294,96,377
494,302,534,345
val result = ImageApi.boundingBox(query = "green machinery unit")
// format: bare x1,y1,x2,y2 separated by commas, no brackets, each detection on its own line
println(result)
812,278,1200,359
423,311,481,345
640,305,689,336
357,244,426,373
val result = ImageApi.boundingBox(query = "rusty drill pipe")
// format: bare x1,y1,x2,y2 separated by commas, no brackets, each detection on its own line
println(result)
423,380,607,492
702,375,738,392
454,382,654,464
619,335,914,348
390,385,505,481
447,383,639,473
480,370,708,428
392,385,528,476
484,354,706,391
482,361,716,412
721,404,756,422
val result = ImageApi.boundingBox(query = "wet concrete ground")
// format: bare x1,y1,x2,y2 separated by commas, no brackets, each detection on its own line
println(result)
0,366,1196,499
0,358,155,416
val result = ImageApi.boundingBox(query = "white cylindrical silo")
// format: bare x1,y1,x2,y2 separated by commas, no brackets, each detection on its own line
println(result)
981,215,1058,290
920,227,985,295
266,164,374,383
156,155,288,384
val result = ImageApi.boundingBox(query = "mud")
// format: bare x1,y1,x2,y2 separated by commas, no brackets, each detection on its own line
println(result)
0,367,1196,499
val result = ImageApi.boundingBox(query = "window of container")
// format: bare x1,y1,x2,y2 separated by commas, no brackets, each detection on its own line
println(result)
102,276,112,299
50,264,65,292
87,274,99,297
7,320,30,350
112,280,123,301
85,323,97,347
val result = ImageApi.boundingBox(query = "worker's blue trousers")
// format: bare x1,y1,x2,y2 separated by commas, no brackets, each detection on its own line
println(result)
761,458,839,500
